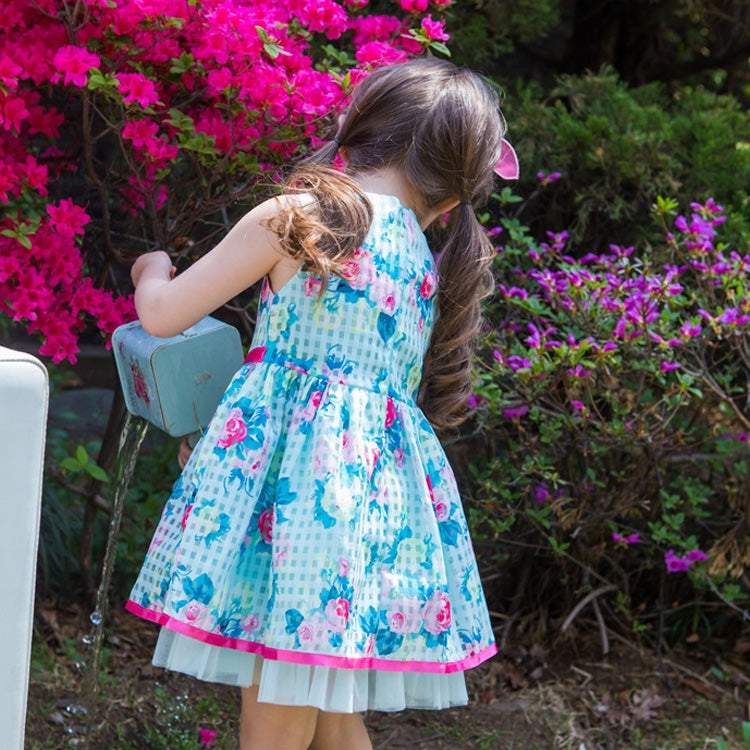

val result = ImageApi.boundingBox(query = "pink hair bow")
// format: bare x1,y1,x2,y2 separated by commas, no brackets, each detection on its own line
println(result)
494,138,519,180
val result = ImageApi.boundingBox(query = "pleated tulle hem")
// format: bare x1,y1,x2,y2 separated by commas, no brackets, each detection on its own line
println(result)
153,628,469,713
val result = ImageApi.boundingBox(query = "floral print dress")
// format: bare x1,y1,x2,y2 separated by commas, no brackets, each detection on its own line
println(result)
127,193,497,712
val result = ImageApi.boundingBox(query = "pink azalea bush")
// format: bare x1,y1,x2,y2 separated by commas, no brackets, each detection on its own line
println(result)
0,0,450,363
469,194,750,638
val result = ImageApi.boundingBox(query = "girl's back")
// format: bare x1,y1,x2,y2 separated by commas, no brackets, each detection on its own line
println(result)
253,193,437,402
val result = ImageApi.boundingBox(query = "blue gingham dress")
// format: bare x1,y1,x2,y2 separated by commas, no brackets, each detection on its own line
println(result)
127,193,497,712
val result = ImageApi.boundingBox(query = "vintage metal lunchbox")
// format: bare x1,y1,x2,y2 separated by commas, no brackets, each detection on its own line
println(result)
112,316,244,437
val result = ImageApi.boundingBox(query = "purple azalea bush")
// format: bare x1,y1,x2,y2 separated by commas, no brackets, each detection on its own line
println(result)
467,194,749,641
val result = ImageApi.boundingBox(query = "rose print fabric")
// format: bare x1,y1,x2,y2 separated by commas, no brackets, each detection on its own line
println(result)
126,193,497,711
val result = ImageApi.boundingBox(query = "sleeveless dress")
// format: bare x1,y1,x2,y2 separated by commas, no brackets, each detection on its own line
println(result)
126,193,497,712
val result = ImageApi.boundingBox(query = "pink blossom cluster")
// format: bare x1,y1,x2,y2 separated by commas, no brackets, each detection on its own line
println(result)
0,0,451,363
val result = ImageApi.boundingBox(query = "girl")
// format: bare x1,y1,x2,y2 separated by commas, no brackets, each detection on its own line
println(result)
127,57,516,750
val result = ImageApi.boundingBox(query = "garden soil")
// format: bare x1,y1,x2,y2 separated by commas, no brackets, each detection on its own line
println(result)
25,602,749,749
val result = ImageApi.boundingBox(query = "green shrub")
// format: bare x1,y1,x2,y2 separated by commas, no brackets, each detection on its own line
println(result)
506,67,750,249
469,193,750,644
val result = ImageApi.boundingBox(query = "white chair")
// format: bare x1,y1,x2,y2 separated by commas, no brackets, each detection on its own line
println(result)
0,346,48,749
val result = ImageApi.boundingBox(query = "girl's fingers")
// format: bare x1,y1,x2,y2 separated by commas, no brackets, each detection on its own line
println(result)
177,435,193,469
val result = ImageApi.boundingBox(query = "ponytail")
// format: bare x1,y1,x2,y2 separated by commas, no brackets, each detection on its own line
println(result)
264,145,373,292
418,205,495,432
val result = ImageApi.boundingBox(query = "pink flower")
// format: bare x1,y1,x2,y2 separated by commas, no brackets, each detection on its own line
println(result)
181,503,193,532
355,41,408,67
385,397,398,427
216,407,247,448
52,46,100,87
198,727,218,746
304,275,322,296
419,270,437,299
339,260,359,282
398,0,429,10
421,15,450,42
117,72,159,108
387,597,422,634
0,93,30,133
422,591,451,635
240,613,260,632
122,118,160,150
257,508,274,543
130,362,150,405
325,598,350,632
184,601,208,622
378,286,399,314
389,611,409,633
46,199,90,240
434,500,449,521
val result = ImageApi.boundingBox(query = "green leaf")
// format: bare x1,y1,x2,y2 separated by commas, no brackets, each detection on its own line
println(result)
86,463,109,483
742,721,750,747
75,445,89,465
429,41,451,57
255,25,269,43
166,108,193,130
60,457,82,473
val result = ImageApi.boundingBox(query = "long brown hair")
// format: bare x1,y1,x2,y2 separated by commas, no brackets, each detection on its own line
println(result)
270,57,506,431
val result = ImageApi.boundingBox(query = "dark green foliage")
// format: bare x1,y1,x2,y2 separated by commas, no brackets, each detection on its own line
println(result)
505,67,750,247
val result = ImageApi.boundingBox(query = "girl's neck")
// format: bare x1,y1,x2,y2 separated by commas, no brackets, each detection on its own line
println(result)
351,168,426,227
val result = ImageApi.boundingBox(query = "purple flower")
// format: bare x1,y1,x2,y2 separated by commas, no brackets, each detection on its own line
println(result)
687,549,708,563
568,364,591,378
506,355,532,371
570,399,585,411
660,361,681,372
535,483,551,504
537,170,561,185
466,394,479,408
665,549,708,572
502,404,529,419
612,532,640,545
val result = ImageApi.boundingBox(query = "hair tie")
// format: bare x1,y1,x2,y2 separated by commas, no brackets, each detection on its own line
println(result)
459,200,473,206
332,137,340,149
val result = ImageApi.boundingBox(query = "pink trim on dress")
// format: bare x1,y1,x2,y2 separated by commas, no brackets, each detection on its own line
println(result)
126,600,497,674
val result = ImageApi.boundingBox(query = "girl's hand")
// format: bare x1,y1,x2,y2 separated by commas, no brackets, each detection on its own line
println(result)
177,435,193,470
131,251,173,289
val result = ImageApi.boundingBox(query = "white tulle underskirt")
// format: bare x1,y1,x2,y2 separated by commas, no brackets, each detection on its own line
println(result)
153,628,469,713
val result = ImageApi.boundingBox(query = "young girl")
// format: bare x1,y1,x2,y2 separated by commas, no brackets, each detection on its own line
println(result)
127,57,516,750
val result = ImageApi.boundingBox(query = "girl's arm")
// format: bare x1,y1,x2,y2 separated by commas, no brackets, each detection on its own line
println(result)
132,196,295,338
